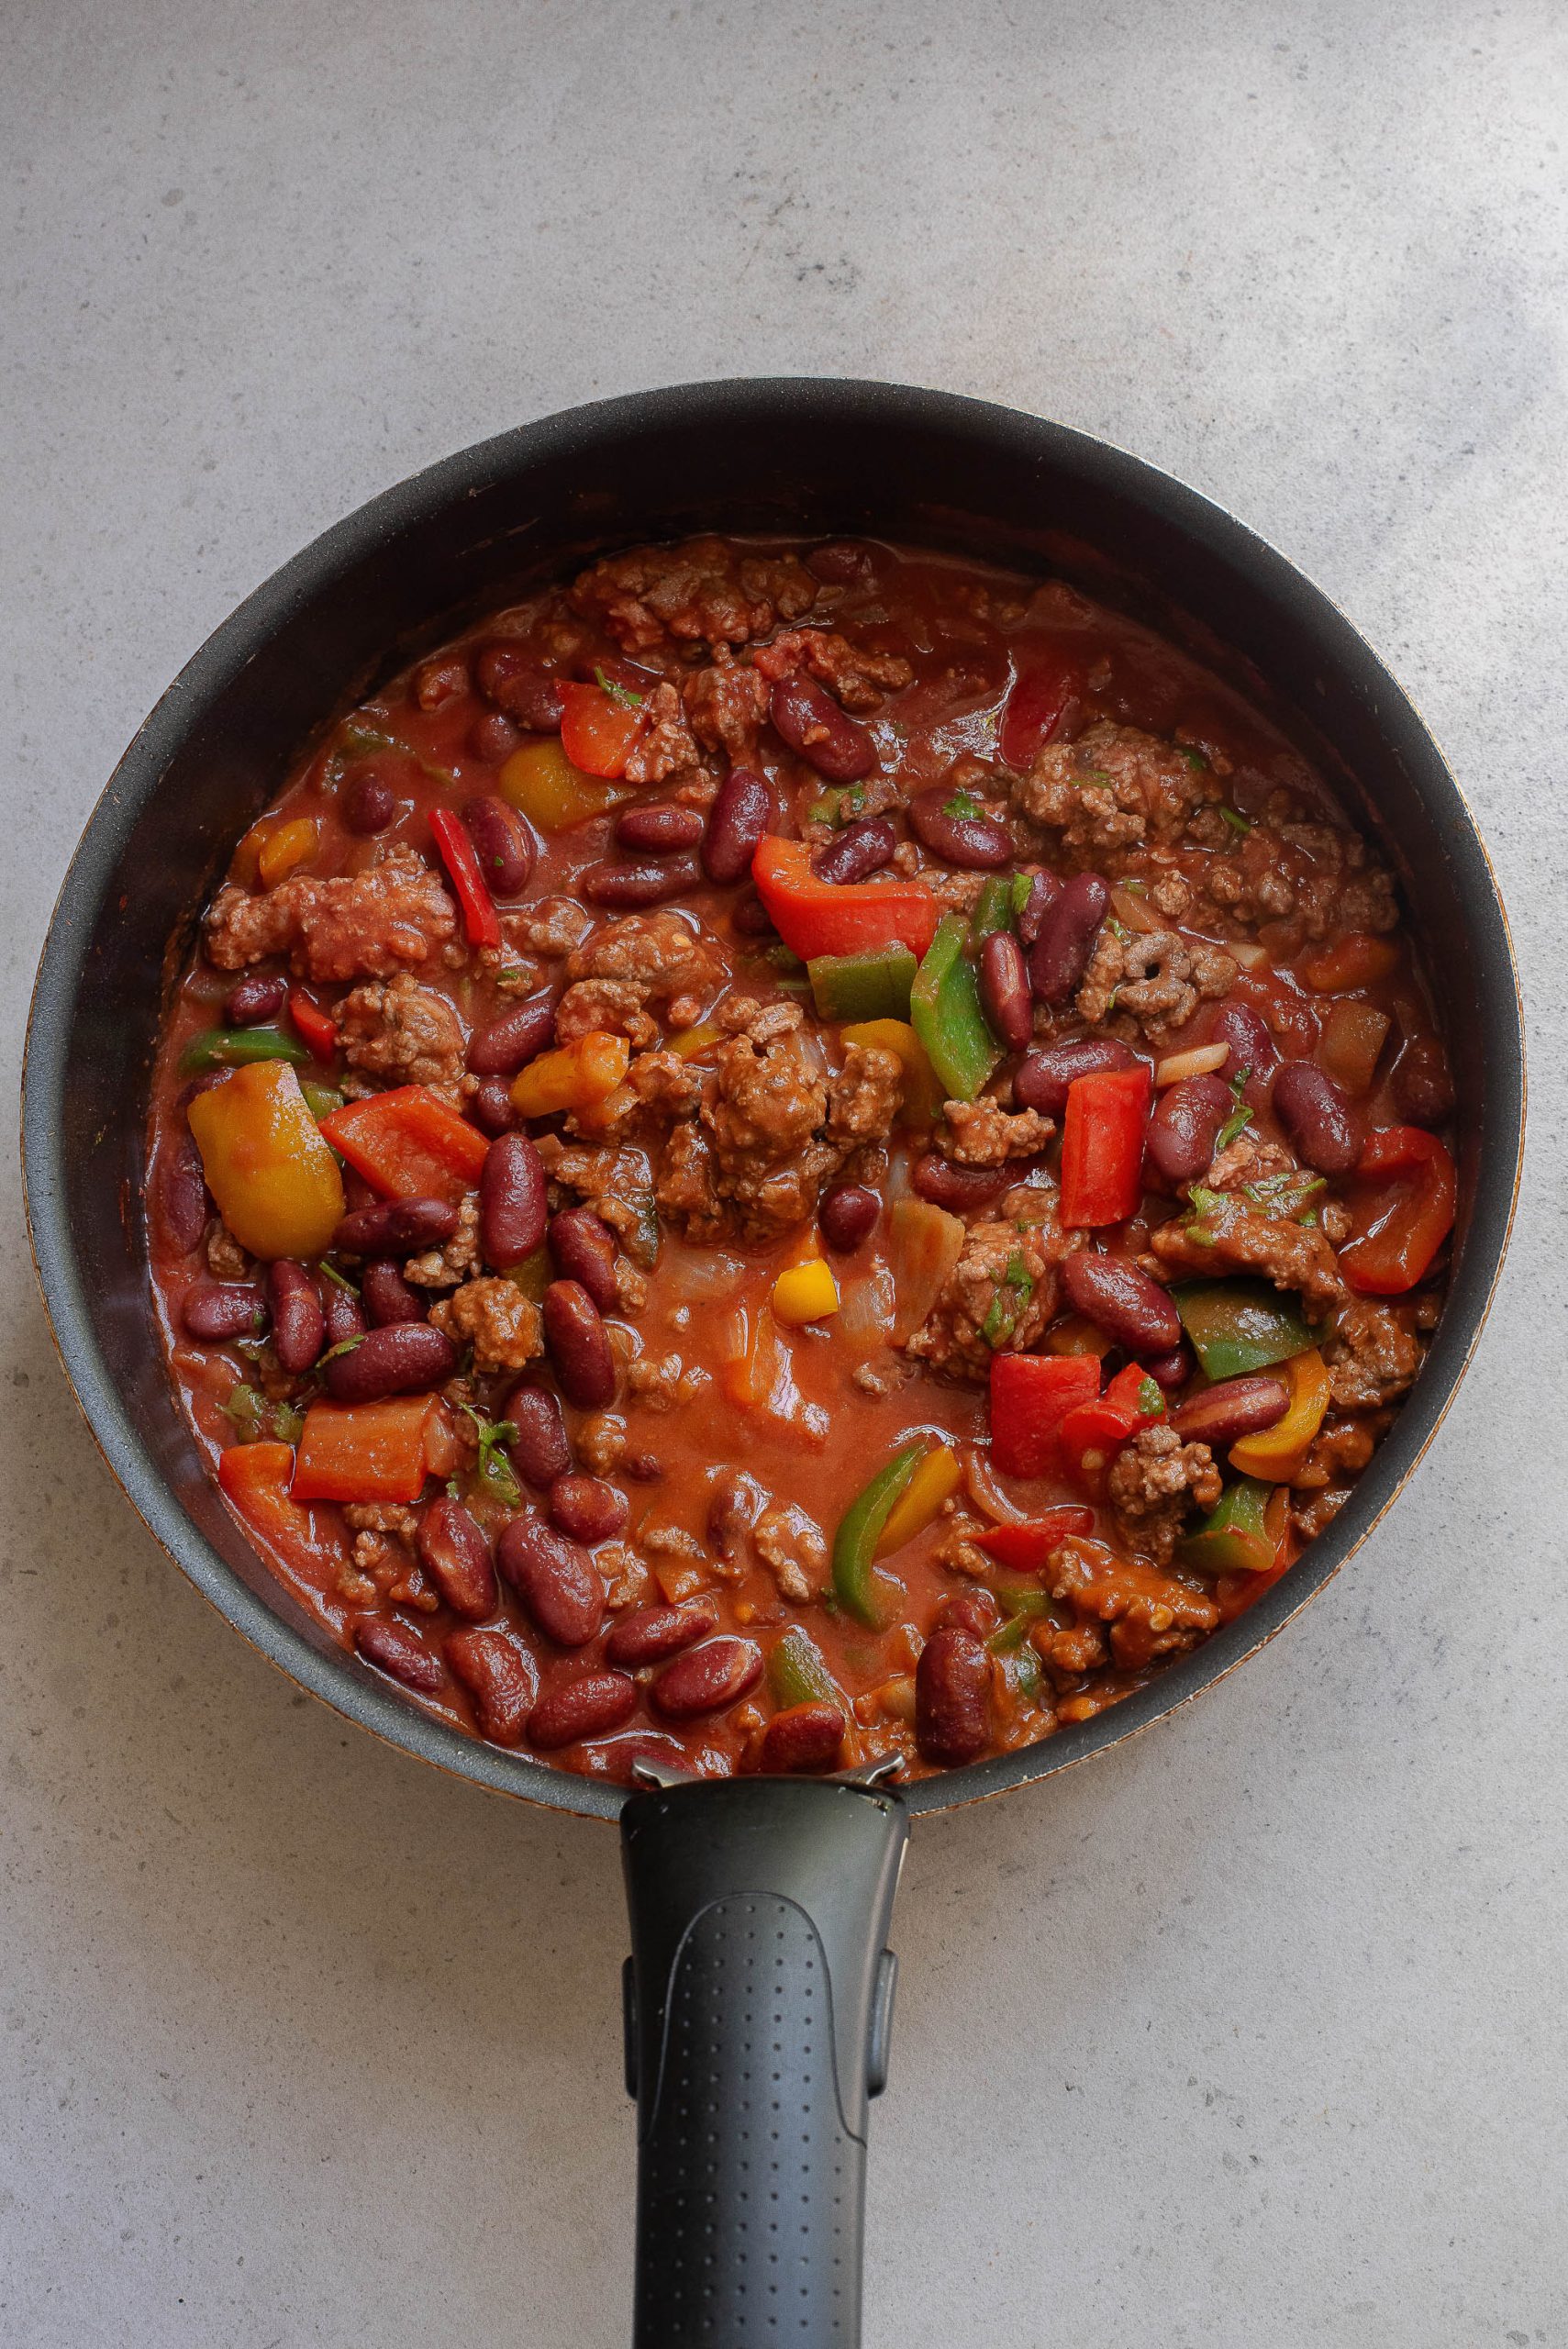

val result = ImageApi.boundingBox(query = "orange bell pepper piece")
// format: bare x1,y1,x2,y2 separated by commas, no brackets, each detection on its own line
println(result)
218,1440,317,1550
558,680,650,778
318,1085,490,1201
508,1032,631,1119
1229,1347,1331,1480
291,1397,439,1505
257,815,319,887
752,837,940,962
189,1061,346,1259
1298,932,1401,992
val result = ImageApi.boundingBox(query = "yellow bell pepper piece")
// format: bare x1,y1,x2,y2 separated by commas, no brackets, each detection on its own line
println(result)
188,1061,345,1261
841,1018,944,1127
498,738,633,831
771,1258,840,1327
666,1021,723,1062
1045,1313,1114,1359
509,1031,630,1119
257,815,319,886
873,1442,962,1557
1229,1347,1331,1479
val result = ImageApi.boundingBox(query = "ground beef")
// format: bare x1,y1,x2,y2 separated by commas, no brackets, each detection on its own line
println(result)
428,1278,543,1375
1148,1189,1347,1312
206,1222,249,1279
566,910,719,1003
752,1504,829,1602
622,681,703,785
339,972,466,1099
554,978,661,1049
716,996,806,1045
1197,821,1399,942
402,1194,482,1288
1076,926,1237,1037
1012,723,1223,871
569,537,817,654
205,844,458,983
511,897,595,959
1046,1533,1220,1670
906,1208,1067,1381
1107,1425,1222,1565
939,1098,1054,1164
706,1470,767,1564
684,657,771,759
343,1502,419,1539
655,1122,727,1241
700,1035,837,1236
750,628,914,712
626,1352,710,1410
543,1142,661,1262
1294,1413,1380,1492
1325,1300,1421,1408
825,1044,904,1145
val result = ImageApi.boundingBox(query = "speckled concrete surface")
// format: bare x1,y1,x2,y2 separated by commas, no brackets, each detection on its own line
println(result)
4,3,1564,2343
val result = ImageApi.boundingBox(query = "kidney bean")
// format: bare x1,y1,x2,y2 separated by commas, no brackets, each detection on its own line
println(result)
461,796,534,897
445,1626,537,1744
417,1495,498,1622
267,1260,326,1374
1017,870,1063,947
182,1283,266,1342
915,1627,991,1765
769,675,875,782
353,1615,445,1696
321,1280,366,1349
469,709,521,765
334,1197,459,1257
651,1636,763,1720
616,800,705,852
1273,1062,1360,1174
810,818,896,885
480,1133,547,1270
470,1077,518,1137
911,1153,1011,1213
474,643,563,730
543,1280,617,1408
582,854,702,909
361,1260,428,1326
342,770,396,835
703,767,773,884
605,1598,720,1670
1209,999,1278,1097
548,1207,619,1312
907,786,1012,870
1147,1074,1232,1186
549,1474,629,1545
1030,872,1109,1004
177,1070,227,1111
325,1322,456,1402
935,1590,1001,1641
1173,1372,1291,1446
819,1183,880,1253
761,1702,845,1774
466,993,557,1078
1061,1251,1181,1356
1015,1034,1137,1116
1141,1343,1193,1393
504,1383,573,1487
496,1516,605,1646
224,972,287,1026
1394,1034,1456,1127
730,888,777,938
807,540,875,584
979,930,1033,1052
528,1670,638,1750
157,1131,210,1255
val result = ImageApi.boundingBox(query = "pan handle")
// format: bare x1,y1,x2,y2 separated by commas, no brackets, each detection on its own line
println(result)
619,1773,909,2348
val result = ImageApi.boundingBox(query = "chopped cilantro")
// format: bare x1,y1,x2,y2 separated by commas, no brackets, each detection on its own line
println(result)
1137,1375,1166,1419
1179,747,1208,773
981,1250,1034,1349
594,665,645,711
319,1261,360,1296
1219,806,1253,835
943,790,984,822
462,1407,523,1509
1214,1068,1254,1152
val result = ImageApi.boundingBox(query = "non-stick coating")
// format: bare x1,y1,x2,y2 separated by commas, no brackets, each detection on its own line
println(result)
21,379,1524,1822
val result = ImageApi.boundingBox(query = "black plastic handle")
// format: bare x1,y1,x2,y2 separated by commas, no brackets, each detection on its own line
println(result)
620,1775,909,2347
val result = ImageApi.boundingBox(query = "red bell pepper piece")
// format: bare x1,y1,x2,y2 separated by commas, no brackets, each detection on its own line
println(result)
1341,1124,1457,1294
428,807,502,949
318,1085,490,1201
998,658,1079,769
1057,1362,1166,1495
558,680,650,779
1059,1063,1152,1228
286,986,339,1062
989,1353,1101,1477
751,837,940,963
973,1508,1096,1569
291,1397,439,1505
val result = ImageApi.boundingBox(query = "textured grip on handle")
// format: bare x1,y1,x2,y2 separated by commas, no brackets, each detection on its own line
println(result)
621,1776,908,2348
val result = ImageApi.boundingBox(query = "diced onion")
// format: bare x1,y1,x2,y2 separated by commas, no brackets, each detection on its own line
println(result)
1108,885,1167,936
1228,941,1270,970
662,1249,748,1302
962,1448,1030,1526
1153,1041,1230,1087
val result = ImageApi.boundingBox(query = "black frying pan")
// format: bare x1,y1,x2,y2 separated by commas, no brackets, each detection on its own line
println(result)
22,380,1523,2346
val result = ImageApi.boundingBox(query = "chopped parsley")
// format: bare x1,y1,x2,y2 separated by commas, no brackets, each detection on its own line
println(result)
462,1407,522,1510
1214,1067,1254,1152
981,1251,1035,1349
1219,806,1253,836
943,790,984,822
1179,746,1208,773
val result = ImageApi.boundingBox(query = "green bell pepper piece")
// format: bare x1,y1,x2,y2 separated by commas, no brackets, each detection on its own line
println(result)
299,1078,346,1121
179,1026,310,1077
968,875,1016,942
910,914,1002,1103
807,945,918,1023
1179,1476,1277,1575
1173,1279,1313,1380
832,1439,926,1627
768,1625,850,1714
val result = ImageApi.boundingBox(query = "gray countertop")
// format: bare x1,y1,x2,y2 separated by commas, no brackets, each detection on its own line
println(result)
4,3,1563,2342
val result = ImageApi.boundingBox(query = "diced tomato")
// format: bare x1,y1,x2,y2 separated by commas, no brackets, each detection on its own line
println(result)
988,1353,1101,1478
998,658,1079,769
1058,1362,1165,1496
973,1508,1096,1570
751,836,940,962
558,681,650,779
1341,1125,1457,1294
286,987,339,1062
1059,1064,1152,1228
318,1085,490,1202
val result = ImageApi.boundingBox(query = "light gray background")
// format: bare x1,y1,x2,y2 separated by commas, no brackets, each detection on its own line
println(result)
4,3,1563,2343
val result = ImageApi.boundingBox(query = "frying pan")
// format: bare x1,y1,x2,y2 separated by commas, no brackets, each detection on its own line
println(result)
22,379,1523,2345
